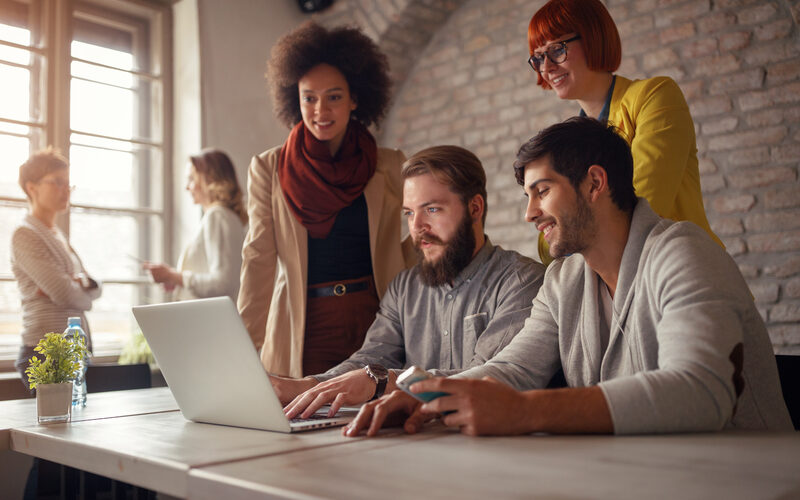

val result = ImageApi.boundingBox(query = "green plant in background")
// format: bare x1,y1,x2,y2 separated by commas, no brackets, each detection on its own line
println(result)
25,332,88,389
118,329,155,366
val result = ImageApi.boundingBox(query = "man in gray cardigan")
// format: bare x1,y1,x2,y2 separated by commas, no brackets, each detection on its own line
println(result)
345,117,792,437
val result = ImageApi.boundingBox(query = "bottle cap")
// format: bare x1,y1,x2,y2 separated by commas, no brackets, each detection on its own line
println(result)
67,317,81,327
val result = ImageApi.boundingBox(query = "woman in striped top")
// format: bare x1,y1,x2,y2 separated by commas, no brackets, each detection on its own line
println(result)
11,148,101,386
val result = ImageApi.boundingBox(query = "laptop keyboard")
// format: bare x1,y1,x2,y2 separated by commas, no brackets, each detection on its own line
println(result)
290,408,359,423
290,413,337,423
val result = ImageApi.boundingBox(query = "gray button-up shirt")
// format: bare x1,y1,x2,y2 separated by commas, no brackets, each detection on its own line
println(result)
314,238,545,381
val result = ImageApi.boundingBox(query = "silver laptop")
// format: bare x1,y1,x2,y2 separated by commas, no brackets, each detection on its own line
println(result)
132,296,353,433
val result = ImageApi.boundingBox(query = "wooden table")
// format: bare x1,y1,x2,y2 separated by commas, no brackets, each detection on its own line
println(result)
10,410,366,498
188,429,800,500
0,387,179,499
0,386,178,450
5,388,800,499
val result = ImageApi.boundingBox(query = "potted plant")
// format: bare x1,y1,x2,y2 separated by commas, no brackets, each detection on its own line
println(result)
25,332,88,423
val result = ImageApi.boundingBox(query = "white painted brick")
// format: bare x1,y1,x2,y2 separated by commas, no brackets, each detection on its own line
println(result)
353,0,800,352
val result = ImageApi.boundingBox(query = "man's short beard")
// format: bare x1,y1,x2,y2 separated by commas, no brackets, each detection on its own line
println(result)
549,191,596,259
416,209,477,287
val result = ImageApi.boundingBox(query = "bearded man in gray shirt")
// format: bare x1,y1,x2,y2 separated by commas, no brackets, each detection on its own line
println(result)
272,145,546,419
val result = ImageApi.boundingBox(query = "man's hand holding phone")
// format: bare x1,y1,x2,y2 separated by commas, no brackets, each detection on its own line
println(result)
395,366,453,414
344,366,448,437
345,367,544,437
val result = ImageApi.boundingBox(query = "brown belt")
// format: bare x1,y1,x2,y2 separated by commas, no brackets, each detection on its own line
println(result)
307,281,369,298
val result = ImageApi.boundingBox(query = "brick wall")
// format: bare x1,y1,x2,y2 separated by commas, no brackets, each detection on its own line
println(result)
320,0,800,353
316,0,468,90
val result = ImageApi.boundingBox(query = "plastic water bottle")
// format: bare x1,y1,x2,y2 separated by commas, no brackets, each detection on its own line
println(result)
64,317,90,407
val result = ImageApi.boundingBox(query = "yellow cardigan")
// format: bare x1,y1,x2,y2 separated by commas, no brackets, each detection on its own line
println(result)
238,146,415,377
538,75,722,263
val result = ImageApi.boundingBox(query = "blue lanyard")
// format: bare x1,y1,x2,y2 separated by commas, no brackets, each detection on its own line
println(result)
579,74,616,123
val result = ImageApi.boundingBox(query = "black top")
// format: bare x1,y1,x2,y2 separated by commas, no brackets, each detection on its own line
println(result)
307,193,373,285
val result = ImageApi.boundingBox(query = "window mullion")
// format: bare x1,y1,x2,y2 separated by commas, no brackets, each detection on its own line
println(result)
48,0,71,153
48,0,73,236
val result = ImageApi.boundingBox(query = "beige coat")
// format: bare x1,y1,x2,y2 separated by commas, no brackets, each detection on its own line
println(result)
238,146,414,377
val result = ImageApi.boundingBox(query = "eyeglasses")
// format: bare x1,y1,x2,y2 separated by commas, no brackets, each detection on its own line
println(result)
39,178,75,191
527,35,581,73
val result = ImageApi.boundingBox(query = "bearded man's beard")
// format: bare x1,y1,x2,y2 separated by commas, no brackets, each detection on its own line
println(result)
416,209,476,287
548,192,595,259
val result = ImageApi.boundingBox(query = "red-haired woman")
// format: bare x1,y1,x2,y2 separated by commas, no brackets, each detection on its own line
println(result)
144,149,247,302
238,22,412,378
527,0,721,263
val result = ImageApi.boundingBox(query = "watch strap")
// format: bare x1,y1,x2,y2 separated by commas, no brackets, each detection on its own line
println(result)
364,364,388,401
372,376,388,401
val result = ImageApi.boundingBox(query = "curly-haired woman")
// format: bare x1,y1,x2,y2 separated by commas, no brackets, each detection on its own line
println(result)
144,149,247,302
239,22,413,377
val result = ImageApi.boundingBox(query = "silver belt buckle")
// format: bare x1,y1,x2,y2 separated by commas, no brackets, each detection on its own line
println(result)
333,283,346,296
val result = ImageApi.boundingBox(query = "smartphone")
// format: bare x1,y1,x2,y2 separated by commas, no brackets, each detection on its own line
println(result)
396,366,450,404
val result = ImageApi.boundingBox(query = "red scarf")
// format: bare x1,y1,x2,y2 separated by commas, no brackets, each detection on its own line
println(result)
278,120,377,239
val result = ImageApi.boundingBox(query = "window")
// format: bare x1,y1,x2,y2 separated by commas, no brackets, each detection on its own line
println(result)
0,0,171,367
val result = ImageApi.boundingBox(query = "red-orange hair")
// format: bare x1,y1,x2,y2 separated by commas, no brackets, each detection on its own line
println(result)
528,0,622,90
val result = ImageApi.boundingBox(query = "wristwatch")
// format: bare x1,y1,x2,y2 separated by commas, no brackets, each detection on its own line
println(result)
364,364,388,401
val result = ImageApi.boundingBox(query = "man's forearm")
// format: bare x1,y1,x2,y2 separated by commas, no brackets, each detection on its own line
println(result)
523,386,614,434
312,359,363,382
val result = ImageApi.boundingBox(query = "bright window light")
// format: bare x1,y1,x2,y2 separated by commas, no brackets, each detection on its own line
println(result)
0,3,169,365
0,23,31,64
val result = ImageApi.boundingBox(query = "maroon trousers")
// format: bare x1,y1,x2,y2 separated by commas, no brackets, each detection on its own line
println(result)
302,275,379,376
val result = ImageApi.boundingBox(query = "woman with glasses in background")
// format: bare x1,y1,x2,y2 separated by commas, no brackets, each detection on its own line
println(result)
527,0,721,264
11,148,101,386
238,22,412,378
144,149,247,302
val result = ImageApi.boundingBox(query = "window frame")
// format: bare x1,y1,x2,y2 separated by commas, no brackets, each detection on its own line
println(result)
0,0,173,370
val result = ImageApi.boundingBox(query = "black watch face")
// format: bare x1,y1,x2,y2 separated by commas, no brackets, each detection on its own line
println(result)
367,364,388,379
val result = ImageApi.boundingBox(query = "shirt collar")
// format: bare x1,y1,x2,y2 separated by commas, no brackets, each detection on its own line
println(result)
447,236,494,290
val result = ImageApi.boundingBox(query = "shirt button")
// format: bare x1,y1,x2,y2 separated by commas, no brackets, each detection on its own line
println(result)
444,330,449,336
446,294,452,300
